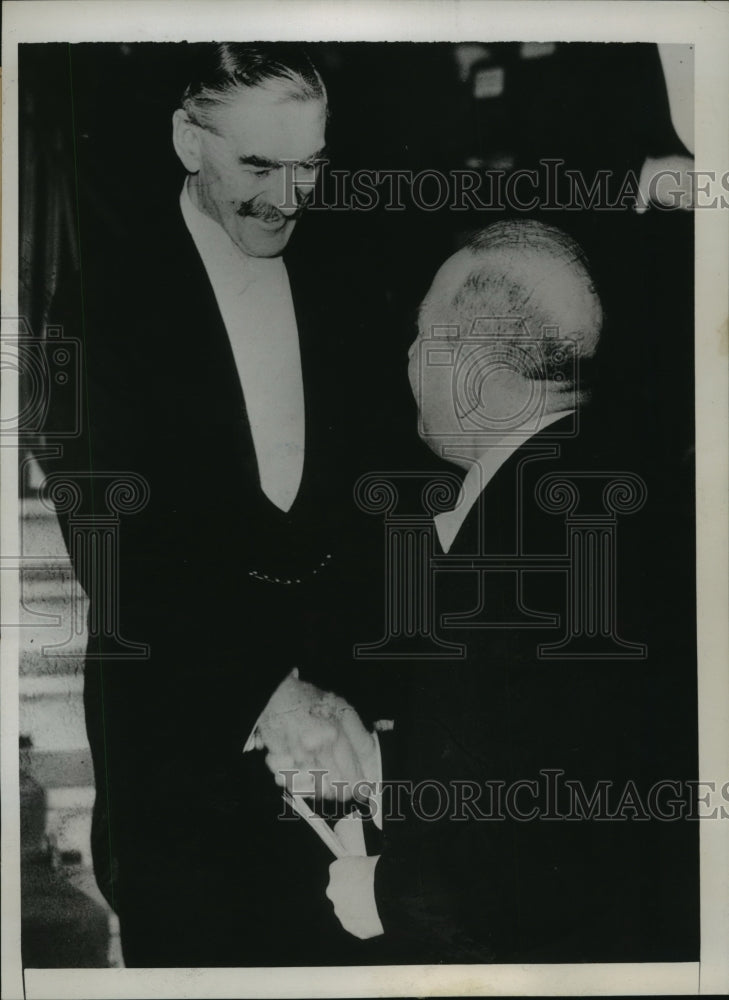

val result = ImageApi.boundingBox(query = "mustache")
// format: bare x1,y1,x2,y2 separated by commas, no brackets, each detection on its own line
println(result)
237,195,310,223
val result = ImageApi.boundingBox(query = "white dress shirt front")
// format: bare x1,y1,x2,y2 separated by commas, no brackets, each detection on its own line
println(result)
180,181,305,513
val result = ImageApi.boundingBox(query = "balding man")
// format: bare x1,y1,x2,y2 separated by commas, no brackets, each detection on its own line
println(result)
327,221,698,962
410,220,602,553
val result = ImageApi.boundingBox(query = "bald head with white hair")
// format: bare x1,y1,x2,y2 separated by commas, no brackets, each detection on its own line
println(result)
408,220,603,466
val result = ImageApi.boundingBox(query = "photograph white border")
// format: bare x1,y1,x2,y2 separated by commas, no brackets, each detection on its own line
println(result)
2,2,727,997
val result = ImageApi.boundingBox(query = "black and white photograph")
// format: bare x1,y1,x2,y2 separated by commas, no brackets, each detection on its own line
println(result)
2,2,728,997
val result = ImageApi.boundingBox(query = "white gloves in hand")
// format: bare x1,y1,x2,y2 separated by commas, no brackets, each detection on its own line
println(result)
326,855,384,940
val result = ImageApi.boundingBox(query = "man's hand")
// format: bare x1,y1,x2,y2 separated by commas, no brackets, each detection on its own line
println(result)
326,856,384,940
255,669,378,801
635,153,695,213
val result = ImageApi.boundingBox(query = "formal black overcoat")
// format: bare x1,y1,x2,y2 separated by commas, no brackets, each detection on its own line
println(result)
43,198,409,966
373,404,699,963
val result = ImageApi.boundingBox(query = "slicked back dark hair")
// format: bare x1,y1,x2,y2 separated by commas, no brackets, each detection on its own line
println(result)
181,43,327,131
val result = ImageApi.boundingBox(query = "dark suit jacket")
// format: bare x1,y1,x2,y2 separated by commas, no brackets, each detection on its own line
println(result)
374,404,699,963
41,197,409,965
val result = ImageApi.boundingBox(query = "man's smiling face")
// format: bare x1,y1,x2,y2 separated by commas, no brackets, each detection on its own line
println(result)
185,87,327,257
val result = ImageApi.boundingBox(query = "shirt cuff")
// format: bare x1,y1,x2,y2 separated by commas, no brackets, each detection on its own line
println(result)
242,713,263,753
370,731,384,831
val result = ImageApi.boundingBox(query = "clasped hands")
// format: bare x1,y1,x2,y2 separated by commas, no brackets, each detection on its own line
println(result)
252,668,379,802
250,668,384,939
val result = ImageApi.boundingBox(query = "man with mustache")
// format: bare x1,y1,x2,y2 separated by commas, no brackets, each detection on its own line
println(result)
44,43,397,967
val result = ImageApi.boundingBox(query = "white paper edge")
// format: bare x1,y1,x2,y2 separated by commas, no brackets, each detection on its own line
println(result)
2,2,727,998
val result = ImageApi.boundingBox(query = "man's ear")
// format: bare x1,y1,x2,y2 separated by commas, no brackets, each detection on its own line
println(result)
172,109,202,173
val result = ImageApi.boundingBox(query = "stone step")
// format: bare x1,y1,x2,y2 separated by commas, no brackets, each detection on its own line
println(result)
24,748,93,790
21,649,86,678
19,497,71,553
21,495,65,525
13,497,88,676
21,674,85,697
21,565,79,588
20,675,86,753
19,587,87,676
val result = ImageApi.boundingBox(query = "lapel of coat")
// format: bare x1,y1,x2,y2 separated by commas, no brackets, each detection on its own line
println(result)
154,202,261,480
283,229,340,505
447,414,578,558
